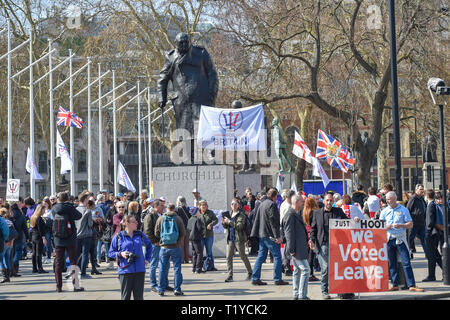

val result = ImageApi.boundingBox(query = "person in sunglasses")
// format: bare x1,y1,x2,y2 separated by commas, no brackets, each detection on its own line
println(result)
108,215,152,300
222,198,253,282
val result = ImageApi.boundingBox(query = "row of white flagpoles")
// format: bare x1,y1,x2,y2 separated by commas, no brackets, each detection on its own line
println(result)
2,19,171,198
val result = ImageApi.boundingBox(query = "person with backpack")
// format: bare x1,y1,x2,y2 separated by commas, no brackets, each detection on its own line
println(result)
222,198,253,283
0,207,17,283
154,203,186,296
108,214,152,300
186,207,204,274
52,192,84,293
198,200,218,272
0,212,10,283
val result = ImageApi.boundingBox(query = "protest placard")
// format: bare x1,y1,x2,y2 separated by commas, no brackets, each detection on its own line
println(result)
329,219,388,293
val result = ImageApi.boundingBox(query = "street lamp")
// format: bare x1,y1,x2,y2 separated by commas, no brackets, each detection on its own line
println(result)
427,77,449,285
412,99,419,187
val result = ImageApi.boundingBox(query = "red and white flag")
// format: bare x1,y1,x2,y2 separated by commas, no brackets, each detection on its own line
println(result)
292,131,314,164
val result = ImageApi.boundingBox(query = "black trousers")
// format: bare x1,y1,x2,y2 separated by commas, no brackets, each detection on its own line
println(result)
119,272,146,300
307,246,316,276
31,239,44,272
191,240,203,272
425,233,442,278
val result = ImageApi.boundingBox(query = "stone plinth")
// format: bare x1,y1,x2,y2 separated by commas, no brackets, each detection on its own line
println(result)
234,173,262,197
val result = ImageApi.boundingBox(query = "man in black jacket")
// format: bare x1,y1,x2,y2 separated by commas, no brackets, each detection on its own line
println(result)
282,194,309,300
423,189,443,281
406,184,428,258
10,203,29,277
52,192,83,293
310,193,358,299
250,188,288,286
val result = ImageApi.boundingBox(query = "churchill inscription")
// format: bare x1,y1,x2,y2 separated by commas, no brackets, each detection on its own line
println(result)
153,165,234,211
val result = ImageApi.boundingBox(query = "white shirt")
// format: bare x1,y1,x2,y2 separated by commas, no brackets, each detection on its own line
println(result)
280,200,291,222
366,195,381,213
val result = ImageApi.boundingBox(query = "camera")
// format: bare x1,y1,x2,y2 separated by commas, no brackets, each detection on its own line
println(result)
428,77,450,95
127,253,138,264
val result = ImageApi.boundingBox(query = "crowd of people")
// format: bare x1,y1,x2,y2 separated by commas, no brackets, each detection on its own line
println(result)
0,182,448,300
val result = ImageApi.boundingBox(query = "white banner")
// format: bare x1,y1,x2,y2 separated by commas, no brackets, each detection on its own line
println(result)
56,129,73,174
197,104,266,151
6,179,20,201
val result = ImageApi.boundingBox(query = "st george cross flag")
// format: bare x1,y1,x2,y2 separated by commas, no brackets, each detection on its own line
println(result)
197,103,266,151
57,106,84,129
26,148,43,180
315,129,355,173
292,131,314,164
56,129,73,174
117,160,136,193
312,157,330,188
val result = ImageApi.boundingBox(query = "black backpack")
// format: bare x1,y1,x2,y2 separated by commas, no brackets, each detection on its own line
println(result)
53,212,72,239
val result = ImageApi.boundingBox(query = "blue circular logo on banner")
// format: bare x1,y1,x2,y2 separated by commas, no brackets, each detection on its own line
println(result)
219,110,244,131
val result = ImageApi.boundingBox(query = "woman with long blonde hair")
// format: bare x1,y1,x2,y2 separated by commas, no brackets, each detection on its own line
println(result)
302,197,319,282
30,204,48,273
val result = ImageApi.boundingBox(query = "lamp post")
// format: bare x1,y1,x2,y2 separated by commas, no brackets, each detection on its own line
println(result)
412,99,419,186
427,77,449,285
388,0,403,200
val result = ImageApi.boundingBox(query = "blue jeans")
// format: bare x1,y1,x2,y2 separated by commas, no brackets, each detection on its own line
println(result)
44,232,53,259
149,244,161,288
292,257,310,299
317,244,329,294
251,237,282,282
97,240,108,262
408,224,427,254
387,238,416,287
201,236,215,271
13,238,24,269
158,247,183,293
77,237,91,275
1,246,12,270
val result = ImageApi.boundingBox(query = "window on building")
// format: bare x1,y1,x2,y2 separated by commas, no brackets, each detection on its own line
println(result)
403,167,410,193
38,184,46,199
78,150,87,173
388,133,395,158
389,168,396,187
409,134,422,157
38,151,47,174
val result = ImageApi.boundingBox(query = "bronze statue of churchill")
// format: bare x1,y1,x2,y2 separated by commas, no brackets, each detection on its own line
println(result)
157,32,219,136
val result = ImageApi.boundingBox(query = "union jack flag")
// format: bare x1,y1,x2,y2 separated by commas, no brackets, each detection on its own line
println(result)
56,106,84,128
315,129,355,173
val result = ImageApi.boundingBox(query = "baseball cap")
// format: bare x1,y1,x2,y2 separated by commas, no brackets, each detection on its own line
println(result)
192,188,198,193
146,197,154,203
117,192,124,197
159,196,166,202
100,189,108,193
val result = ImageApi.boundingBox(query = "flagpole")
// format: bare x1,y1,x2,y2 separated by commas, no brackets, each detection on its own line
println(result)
113,70,118,195
29,29,35,199
87,57,92,192
98,63,103,192
69,49,75,196
7,19,12,181
137,81,142,194
147,87,153,197
48,39,56,195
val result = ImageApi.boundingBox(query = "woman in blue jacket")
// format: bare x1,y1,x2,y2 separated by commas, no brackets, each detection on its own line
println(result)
108,214,152,300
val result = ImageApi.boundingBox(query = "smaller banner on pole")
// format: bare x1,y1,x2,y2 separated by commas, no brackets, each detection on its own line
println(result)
329,219,389,294
6,179,20,201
